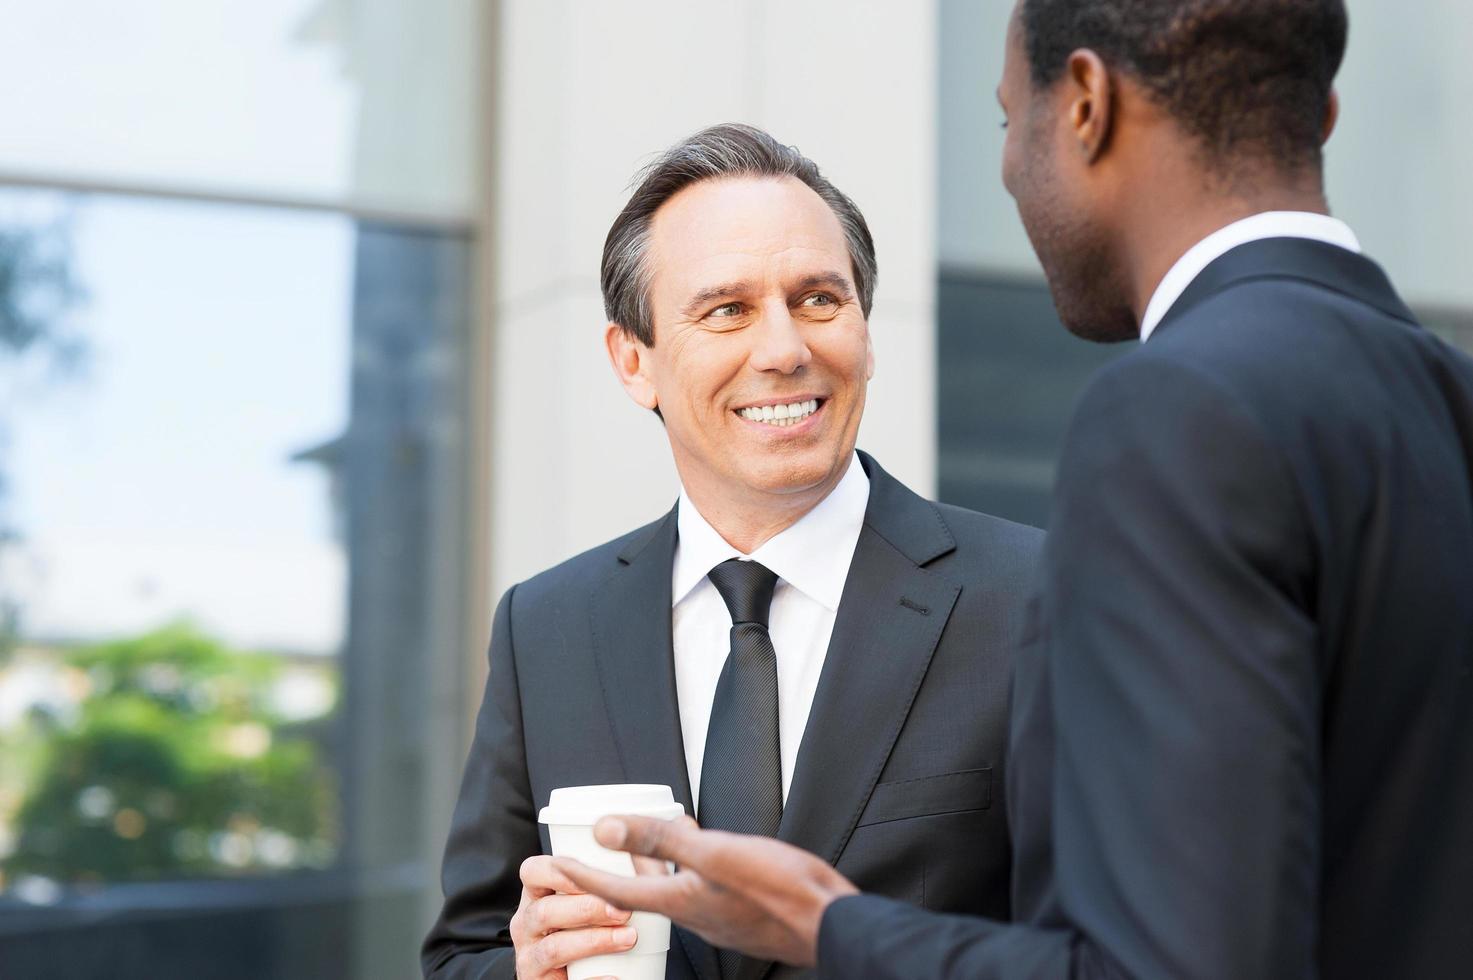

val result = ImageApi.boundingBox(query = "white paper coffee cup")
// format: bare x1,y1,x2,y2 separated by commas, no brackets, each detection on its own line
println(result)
539,784,685,980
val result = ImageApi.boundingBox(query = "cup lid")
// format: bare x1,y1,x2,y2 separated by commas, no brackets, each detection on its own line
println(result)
538,783,685,826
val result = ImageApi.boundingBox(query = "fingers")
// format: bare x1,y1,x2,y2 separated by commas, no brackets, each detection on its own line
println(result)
594,815,779,892
519,925,638,975
593,813,703,864
512,854,642,979
690,828,807,887
521,892,631,937
520,853,588,898
630,852,672,878
554,856,694,916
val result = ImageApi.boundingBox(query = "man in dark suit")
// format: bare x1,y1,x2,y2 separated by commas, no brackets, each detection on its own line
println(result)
557,3,1473,978
420,124,1041,979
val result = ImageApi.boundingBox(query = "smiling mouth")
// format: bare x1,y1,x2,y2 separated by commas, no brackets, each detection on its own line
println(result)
735,398,823,428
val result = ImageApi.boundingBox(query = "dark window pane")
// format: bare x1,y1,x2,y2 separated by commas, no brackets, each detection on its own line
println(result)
936,269,1126,528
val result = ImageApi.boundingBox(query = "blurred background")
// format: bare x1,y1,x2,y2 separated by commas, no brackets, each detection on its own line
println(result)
0,1,1467,977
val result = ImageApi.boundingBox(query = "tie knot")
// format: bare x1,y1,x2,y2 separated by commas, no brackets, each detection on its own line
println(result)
706,559,778,627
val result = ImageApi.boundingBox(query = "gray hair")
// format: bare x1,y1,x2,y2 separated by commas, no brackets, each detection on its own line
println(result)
601,123,878,346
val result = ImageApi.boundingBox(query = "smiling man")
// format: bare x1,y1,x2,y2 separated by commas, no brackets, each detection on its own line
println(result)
420,124,1042,980
556,4,1473,979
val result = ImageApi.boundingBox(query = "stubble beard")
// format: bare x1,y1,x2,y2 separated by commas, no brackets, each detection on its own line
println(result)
1039,232,1138,343
1017,154,1140,344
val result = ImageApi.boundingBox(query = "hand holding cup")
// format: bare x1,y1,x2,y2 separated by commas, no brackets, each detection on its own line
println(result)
510,854,637,980
537,784,686,980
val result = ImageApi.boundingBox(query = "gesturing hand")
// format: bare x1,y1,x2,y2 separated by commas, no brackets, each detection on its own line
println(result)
554,814,858,968
510,855,638,980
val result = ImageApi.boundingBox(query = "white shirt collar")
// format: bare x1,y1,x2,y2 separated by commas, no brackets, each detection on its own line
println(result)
673,452,870,613
1139,211,1362,342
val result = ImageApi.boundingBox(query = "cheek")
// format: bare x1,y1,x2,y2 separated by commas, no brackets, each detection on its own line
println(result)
1009,126,1051,193
662,342,740,421
1001,133,1021,198
1009,137,1064,238
815,323,873,392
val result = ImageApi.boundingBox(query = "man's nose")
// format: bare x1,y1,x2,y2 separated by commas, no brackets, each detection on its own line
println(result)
748,303,813,374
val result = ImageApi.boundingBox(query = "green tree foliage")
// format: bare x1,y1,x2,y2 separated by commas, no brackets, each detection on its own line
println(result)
3,624,338,886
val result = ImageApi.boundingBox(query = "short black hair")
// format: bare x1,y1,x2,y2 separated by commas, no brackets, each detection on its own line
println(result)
1020,0,1348,170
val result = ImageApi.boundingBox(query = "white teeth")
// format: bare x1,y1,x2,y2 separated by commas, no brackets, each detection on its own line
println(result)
738,399,821,426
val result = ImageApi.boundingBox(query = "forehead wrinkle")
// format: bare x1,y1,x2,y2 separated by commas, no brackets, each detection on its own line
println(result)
648,181,853,321
653,180,848,263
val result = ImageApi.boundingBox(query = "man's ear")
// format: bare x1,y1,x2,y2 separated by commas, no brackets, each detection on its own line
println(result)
605,322,659,411
1065,48,1114,163
1322,87,1340,145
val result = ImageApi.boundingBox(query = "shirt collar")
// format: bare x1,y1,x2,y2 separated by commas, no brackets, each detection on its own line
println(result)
1139,211,1362,342
672,452,870,612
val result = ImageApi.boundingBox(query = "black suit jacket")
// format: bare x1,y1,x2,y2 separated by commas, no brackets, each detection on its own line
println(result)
819,239,1473,979
423,452,1042,979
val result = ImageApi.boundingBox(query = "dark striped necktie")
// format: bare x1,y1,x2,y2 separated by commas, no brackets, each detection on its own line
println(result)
698,558,782,980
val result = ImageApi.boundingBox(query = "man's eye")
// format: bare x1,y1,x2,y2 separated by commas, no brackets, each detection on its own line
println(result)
802,293,835,307
709,302,742,318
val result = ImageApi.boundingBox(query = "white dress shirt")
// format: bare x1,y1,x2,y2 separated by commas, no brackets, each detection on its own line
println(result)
672,452,869,811
1139,211,1362,342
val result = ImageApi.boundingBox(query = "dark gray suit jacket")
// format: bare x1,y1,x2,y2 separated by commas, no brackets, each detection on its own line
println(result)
422,452,1042,979
820,240,1473,978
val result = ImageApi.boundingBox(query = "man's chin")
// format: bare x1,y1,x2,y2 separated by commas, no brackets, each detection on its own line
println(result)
1053,295,1140,344
1033,235,1139,343
735,452,849,499
1060,311,1140,344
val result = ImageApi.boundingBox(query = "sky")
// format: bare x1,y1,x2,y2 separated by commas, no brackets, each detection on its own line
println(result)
0,0,482,656
0,0,363,655
0,0,354,201
2,191,352,654
0,0,478,220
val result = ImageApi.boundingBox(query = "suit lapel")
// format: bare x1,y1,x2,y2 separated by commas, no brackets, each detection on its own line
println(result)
590,507,719,980
592,507,692,808
748,456,961,980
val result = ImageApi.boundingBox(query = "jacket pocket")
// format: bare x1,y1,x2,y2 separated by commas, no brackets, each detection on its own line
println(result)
855,768,992,828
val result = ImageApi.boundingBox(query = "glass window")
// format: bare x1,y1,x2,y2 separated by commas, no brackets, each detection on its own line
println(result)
937,271,1123,527
0,0,479,219
0,189,472,979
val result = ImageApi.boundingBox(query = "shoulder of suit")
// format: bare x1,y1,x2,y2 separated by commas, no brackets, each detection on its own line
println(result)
930,501,1042,546
1073,337,1263,436
1146,273,1422,368
928,500,1044,572
1089,274,1370,401
506,514,668,606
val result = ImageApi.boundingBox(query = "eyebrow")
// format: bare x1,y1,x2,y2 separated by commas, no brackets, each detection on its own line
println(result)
680,280,755,318
679,271,856,318
790,272,855,300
